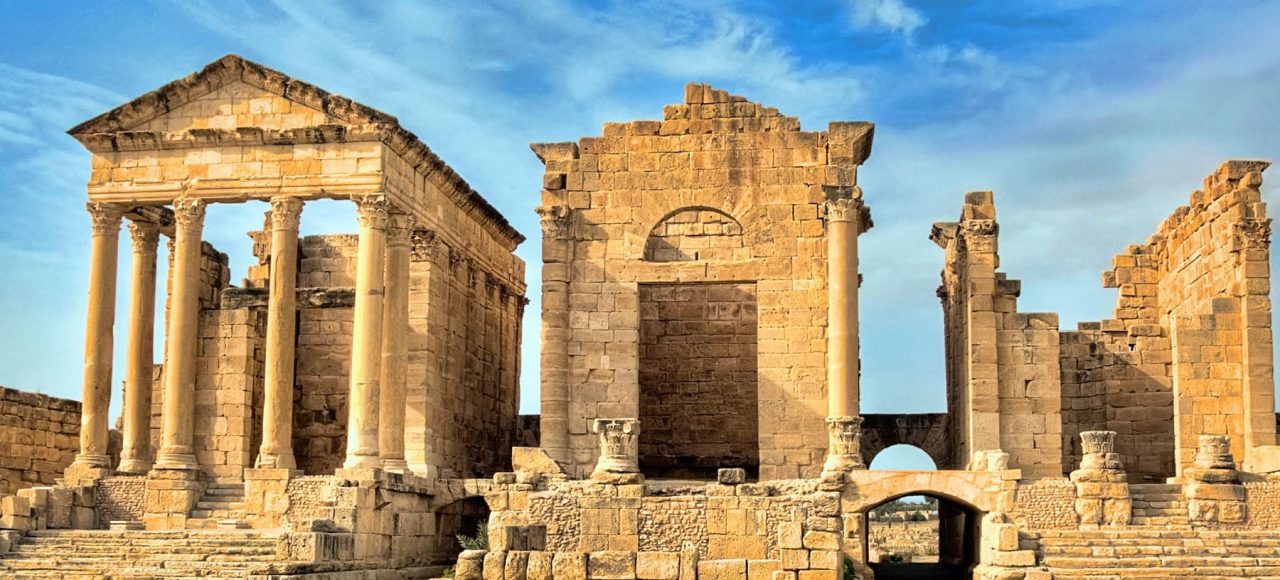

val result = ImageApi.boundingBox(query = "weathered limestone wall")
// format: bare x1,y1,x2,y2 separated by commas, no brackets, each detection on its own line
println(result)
638,282,759,478
933,192,1064,477
0,387,80,495
1061,161,1273,479
244,230,524,477
536,84,873,480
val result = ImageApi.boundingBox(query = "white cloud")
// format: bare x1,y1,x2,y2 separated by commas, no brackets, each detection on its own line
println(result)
849,0,927,36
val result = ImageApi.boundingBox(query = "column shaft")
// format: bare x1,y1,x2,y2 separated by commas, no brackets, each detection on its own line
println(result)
379,211,413,473
118,220,161,474
826,196,861,417
535,205,572,464
155,198,206,470
71,203,124,472
257,197,303,469
344,194,388,470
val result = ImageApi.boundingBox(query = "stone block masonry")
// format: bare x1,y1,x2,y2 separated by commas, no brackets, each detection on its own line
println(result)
638,282,759,478
534,82,875,481
0,387,81,495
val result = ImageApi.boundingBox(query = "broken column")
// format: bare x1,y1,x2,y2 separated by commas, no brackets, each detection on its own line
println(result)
1069,431,1131,527
1185,435,1247,524
590,418,642,484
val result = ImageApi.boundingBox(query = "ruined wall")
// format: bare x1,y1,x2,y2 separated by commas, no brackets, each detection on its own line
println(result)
933,192,1064,477
535,83,873,480
252,231,524,478
1061,161,1273,479
0,387,80,495
638,282,759,478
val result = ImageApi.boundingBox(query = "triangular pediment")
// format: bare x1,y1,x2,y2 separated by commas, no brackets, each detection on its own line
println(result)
69,54,397,136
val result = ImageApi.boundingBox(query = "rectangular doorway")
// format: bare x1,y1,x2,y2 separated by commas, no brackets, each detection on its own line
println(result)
638,282,759,479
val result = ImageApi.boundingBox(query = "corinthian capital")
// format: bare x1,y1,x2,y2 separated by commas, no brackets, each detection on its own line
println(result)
269,196,304,231
86,203,124,237
127,219,161,251
386,211,414,248
535,205,572,240
172,198,206,231
353,194,389,230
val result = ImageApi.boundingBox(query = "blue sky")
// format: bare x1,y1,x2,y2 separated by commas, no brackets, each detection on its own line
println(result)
1,1,1278,471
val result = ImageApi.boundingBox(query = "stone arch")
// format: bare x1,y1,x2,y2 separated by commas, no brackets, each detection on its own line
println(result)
626,193,769,261
845,470,998,514
860,413,952,469
643,207,747,262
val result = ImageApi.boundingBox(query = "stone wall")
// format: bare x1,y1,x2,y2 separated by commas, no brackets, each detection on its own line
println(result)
242,230,525,478
96,476,146,526
933,192,1064,477
1061,161,1273,479
638,282,759,478
0,387,80,495
1009,478,1076,531
535,83,874,480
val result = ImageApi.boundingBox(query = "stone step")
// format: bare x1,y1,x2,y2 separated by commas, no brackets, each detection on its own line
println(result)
195,500,245,510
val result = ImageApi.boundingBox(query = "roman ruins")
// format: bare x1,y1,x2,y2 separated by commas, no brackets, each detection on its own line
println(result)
0,54,1277,579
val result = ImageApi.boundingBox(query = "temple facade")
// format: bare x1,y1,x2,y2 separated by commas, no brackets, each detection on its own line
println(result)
0,54,1277,580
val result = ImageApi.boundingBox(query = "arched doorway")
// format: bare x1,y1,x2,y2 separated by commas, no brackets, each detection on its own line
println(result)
865,446,979,580
431,496,490,566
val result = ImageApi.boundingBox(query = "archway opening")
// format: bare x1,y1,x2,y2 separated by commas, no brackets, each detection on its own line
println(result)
432,496,491,567
865,492,979,580
864,446,978,580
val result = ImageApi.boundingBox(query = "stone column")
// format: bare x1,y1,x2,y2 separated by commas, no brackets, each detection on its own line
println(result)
117,219,161,474
343,194,388,471
535,205,572,464
822,187,868,478
155,198,207,471
68,203,124,478
379,210,413,473
256,196,303,469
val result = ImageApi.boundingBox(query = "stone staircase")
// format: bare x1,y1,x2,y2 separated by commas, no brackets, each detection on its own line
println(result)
188,481,248,529
1038,529,1280,578
0,529,292,578
1128,483,1188,527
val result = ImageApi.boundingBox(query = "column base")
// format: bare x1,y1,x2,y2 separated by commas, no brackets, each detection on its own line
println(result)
63,463,113,486
116,457,153,475
381,458,409,474
343,453,383,471
143,466,206,530
154,451,200,471
70,453,112,470
254,450,297,470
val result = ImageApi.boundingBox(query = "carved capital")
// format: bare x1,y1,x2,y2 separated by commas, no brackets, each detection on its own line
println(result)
961,219,998,252
269,196,304,231
448,247,468,275
127,219,161,251
353,194,389,230
591,418,641,482
86,203,124,237
535,205,572,240
1194,435,1236,470
823,416,866,466
1078,430,1123,471
410,229,440,261
1233,218,1272,251
386,211,414,248
172,198,207,232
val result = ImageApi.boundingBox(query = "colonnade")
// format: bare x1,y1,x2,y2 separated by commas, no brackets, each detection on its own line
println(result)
67,193,417,482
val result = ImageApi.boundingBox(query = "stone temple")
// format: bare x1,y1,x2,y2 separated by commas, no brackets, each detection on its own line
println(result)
0,54,1277,579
